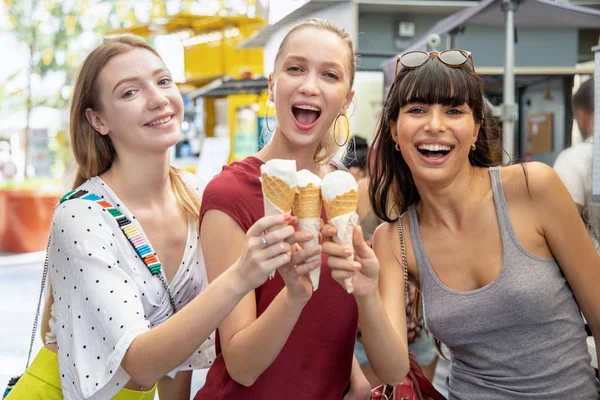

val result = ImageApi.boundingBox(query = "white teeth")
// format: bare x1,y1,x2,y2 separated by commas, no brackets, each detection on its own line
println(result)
148,116,172,126
294,105,320,112
417,143,452,152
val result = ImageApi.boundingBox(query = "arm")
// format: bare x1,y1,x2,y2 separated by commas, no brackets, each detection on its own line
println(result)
343,355,372,400
324,224,409,385
201,210,321,386
528,162,600,364
157,371,192,400
122,213,299,388
357,178,371,221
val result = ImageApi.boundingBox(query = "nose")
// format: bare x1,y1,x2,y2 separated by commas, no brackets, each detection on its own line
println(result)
424,107,446,134
146,83,168,110
298,71,320,97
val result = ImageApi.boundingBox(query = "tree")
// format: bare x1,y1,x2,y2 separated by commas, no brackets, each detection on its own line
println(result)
2,0,145,177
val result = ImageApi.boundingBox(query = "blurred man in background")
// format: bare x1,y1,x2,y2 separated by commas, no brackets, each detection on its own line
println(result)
554,79,598,253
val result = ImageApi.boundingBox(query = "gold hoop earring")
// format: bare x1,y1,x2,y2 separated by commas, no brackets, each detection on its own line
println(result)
395,142,401,152
333,113,349,147
265,100,275,132
471,142,476,151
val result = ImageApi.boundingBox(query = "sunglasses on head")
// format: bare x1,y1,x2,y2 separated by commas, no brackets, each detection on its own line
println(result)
395,49,475,76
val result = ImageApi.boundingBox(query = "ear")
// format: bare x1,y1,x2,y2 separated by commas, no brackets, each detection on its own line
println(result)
389,119,399,144
85,108,110,136
268,73,275,102
473,121,481,143
341,89,355,115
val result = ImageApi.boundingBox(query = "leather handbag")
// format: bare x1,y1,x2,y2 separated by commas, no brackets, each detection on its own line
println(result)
370,218,446,400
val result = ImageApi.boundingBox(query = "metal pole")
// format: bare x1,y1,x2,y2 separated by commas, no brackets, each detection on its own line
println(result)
447,34,456,50
502,0,517,163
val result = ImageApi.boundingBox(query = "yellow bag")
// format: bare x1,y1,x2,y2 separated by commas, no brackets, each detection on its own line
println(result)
5,347,156,400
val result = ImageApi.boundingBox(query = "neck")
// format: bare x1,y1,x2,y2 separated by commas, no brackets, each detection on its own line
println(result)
100,149,172,209
413,164,488,229
256,127,328,177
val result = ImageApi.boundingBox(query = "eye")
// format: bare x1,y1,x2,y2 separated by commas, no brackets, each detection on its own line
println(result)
287,66,302,73
447,108,464,115
407,107,425,114
324,72,339,80
122,90,135,99
158,77,172,85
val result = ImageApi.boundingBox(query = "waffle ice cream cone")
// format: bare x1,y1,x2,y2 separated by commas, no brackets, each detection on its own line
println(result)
322,170,359,294
323,190,358,219
293,183,322,219
262,173,296,212
293,170,323,290
260,159,297,279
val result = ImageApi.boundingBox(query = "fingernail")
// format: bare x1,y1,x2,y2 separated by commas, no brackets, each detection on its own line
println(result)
284,214,292,222
353,262,361,270
304,232,314,240
344,248,353,257
314,245,322,253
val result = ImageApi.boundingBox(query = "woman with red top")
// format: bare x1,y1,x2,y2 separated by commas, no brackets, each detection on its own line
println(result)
195,19,375,399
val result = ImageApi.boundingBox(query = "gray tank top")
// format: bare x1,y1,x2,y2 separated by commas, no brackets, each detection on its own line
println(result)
408,167,599,399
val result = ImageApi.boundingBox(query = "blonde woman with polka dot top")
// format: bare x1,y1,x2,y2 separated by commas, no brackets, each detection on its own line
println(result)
6,36,305,400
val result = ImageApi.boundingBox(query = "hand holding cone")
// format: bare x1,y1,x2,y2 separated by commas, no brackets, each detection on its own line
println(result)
321,170,359,294
260,159,297,278
292,170,323,290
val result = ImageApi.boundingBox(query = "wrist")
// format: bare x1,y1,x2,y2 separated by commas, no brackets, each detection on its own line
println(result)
223,262,253,299
356,289,380,311
283,287,310,309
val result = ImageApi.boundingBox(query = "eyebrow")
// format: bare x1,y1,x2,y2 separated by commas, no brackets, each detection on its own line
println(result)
112,68,170,94
284,55,344,72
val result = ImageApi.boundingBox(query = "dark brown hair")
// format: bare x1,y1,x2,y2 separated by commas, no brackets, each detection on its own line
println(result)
369,58,501,222
573,78,594,115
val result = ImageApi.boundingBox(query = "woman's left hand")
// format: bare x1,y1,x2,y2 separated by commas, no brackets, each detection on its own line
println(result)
322,224,379,298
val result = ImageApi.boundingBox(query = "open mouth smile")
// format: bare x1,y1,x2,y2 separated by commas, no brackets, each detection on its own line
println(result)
416,143,454,165
291,103,321,130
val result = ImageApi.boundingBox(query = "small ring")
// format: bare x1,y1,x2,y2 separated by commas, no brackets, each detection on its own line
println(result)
261,235,268,246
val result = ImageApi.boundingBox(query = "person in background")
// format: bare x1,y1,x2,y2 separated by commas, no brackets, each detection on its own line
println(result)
554,78,598,252
6,36,298,400
194,18,375,400
344,135,369,181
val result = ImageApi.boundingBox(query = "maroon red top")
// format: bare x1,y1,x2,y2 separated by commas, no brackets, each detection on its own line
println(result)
194,156,358,399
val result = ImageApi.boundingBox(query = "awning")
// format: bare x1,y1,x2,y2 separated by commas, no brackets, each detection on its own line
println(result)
382,0,600,79
188,76,268,98
239,0,350,49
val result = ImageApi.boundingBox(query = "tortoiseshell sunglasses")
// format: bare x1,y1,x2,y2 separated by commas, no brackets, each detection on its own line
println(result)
395,49,475,76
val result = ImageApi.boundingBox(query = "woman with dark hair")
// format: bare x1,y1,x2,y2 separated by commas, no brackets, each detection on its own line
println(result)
323,50,600,398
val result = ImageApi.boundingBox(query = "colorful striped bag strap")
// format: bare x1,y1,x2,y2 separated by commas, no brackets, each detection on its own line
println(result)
60,189,177,313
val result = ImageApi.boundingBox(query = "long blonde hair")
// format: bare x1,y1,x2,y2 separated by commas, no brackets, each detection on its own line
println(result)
274,18,356,165
41,35,199,341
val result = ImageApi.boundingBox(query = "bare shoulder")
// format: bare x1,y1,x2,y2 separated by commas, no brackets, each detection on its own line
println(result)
500,162,563,203
374,219,397,246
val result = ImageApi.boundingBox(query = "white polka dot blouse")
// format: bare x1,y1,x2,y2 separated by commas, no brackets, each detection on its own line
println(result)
45,172,215,399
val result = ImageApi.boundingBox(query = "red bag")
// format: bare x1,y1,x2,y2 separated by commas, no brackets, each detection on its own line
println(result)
370,351,445,400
